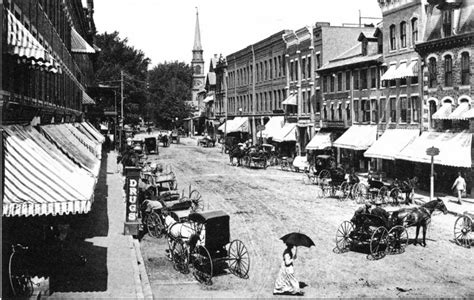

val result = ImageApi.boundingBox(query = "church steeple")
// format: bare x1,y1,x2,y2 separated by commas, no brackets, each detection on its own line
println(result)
191,7,205,104
193,8,202,51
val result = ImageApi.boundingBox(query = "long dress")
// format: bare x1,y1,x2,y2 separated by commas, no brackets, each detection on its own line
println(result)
273,249,301,294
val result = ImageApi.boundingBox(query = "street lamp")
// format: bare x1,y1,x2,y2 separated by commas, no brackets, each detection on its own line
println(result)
175,117,178,130
239,107,242,116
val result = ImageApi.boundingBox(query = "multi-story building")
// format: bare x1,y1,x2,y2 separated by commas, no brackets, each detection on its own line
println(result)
225,30,289,143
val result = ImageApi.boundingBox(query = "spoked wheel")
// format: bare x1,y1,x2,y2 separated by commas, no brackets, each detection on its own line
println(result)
192,245,213,285
378,186,389,204
318,169,331,181
335,221,355,252
389,188,403,206
454,215,473,248
387,225,409,254
370,226,389,260
338,182,349,201
9,248,34,298
227,239,250,279
354,183,369,204
145,211,164,238
189,190,203,212
172,240,189,274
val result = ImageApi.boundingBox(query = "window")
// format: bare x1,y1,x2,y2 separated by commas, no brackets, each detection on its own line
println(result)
362,100,370,122
331,104,335,120
411,96,419,122
389,79,396,87
400,97,408,122
337,73,342,91
330,75,335,92
323,76,328,93
371,99,378,123
380,66,387,88
461,52,470,85
429,57,437,88
361,69,367,89
307,57,312,79
290,61,294,81
400,21,407,48
316,53,321,69
380,98,386,122
264,61,268,80
390,25,396,50
443,9,453,37
354,100,359,122
445,55,453,87
362,41,368,56
390,98,397,122
346,104,350,121
278,56,282,77
269,60,273,79
353,70,359,89
323,105,328,119
400,77,407,86
370,68,376,88
411,18,418,45
302,57,306,79
295,62,299,81
338,104,342,120
345,71,351,90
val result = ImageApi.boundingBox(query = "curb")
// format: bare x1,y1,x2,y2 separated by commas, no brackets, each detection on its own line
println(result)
130,237,153,299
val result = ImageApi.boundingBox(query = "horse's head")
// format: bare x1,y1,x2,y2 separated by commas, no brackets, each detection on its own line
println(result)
435,198,448,214
164,214,177,229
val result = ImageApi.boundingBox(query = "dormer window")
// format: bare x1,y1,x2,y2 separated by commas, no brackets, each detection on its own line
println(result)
442,9,453,37
362,40,368,56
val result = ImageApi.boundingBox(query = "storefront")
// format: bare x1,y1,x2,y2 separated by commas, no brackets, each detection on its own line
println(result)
333,125,377,172
272,123,297,158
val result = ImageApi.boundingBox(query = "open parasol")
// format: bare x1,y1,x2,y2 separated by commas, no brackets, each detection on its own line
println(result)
280,232,315,248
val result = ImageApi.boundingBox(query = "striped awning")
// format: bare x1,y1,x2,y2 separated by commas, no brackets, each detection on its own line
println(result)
282,94,297,106
364,129,420,160
447,102,470,120
6,9,61,73
432,103,453,120
81,122,106,143
64,123,102,158
380,64,397,81
71,27,96,54
3,125,96,217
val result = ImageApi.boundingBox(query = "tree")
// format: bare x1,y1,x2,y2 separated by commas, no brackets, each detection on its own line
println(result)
93,31,150,124
148,61,194,129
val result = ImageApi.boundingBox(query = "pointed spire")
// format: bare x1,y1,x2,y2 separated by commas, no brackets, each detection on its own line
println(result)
193,7,202,51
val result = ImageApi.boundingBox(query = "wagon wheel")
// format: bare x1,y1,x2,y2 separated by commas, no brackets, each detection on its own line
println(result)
192,245,213,285
227,239,250,279
389,188,403,206
354,183,368,204
378,186,389,204
387,225,409,254
338,181,349,201
189,190,203,212
145,211,165,239
172,240,190,274
454,215,473,248
336,221,355,252
369,226,389,260
318,169,331,181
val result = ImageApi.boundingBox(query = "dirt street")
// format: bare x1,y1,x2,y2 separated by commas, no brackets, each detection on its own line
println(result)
140,137,474,298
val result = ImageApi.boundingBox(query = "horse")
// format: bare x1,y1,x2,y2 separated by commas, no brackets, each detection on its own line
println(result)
229,144,245,166
164,215,205,254
393,176,418,204
394,198,448,247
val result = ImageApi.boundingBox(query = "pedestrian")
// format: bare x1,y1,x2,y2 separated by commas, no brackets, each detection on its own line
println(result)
273,243,304,296
451,172,466,205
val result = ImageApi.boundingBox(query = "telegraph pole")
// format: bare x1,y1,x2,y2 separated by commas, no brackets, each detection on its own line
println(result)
120,70,124,151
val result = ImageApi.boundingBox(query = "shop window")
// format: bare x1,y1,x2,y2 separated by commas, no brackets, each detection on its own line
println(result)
445,55,453,87
461,52,470,85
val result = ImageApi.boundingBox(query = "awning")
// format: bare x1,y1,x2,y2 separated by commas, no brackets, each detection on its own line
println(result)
82,90,96,105
306,132,332,150
64,123,102,158
71,27,96,54
3,125,95,217
79,122,106,143
432,103,453,120
448,102,470,120
396,131,472,168
227,117,249,133
203,95,214,104
380,64,397,81
258,116,284,139
282,94,297,106
364,129,420,160
462,108,474,119
6,9,60,73
403,60,418,77
273,123,297,142
40,124,101,176
333,125,377,150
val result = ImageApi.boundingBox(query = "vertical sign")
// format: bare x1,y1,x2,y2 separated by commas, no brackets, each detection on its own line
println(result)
124,166,141,235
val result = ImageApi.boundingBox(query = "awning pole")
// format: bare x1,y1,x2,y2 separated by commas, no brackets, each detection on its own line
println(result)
430,154,434,201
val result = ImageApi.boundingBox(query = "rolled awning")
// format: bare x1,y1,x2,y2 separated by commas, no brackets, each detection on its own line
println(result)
448,102,470,120
273,123,297,142
3,125,96,217
282,94,297,106
71,27,96,54
306,132,332,150
432,103,453,120
364,129,420,160
380,64,397,81
333,125,377,150
6,9,60,73
396,131,472,168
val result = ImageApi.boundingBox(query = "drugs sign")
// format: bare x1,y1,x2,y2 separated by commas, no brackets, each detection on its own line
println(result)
124,166,141,235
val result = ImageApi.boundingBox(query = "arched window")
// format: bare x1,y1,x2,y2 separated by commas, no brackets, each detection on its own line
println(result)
429,100,437,128
411,18,418,45
389,25,396,50
442,9,453,37
445,55,453,87
194,65,201,75
400,21,407,48
428,57,437,88
461,52,470,85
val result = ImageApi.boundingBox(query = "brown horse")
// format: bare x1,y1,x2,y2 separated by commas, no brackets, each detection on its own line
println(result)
395,198,448,247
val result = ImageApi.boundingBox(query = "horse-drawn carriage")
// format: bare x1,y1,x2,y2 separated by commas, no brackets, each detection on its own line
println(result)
144,137,159,154
168,210,250,285
198,136,216,147
353,177,417,205
454,211,473,248
242,147,268,169
158,131,170,147
170,129,180,144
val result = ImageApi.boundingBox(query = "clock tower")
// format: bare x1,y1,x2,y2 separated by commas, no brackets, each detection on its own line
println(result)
191,8,205,105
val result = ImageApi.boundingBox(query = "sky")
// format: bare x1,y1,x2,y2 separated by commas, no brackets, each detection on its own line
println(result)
92,0,382,69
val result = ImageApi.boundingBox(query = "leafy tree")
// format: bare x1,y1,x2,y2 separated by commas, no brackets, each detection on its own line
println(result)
148,61,194,129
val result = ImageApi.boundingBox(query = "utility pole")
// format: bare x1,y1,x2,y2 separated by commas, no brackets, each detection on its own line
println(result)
120,70,124,151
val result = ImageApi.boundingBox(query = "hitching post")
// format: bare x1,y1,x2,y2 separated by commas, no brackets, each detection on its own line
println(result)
426,146,440,201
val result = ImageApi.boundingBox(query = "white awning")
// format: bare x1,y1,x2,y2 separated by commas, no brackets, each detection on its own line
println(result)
380,64,397,81
273,123,297,142
258,116,284,139
432,103,453,120
448,102,470,120
306,132,332,150
218,117,249,133
364,129,420,160
71,27,96,54
396,131,472,168
333,125,377,150
203,95,214,104
282,94,297,106
462,107,474,119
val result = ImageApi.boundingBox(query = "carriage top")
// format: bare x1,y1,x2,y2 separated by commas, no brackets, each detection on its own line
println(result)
188,210,230,250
